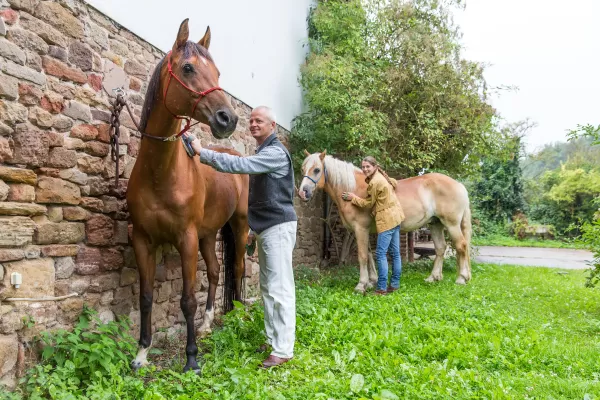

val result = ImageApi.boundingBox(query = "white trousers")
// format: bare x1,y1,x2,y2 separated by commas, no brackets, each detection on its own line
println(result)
257,221,297,358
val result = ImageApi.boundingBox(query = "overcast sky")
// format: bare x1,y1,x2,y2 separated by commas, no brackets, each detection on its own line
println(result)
455,0,600,152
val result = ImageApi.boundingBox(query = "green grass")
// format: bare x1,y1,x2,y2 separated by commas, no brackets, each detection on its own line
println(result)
10,262,600,399
473,233,588,249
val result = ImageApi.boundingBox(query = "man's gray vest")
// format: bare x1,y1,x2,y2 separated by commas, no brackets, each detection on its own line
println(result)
248,134,297,234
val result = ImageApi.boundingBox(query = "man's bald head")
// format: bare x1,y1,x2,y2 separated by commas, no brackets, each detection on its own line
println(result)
250,105,277,145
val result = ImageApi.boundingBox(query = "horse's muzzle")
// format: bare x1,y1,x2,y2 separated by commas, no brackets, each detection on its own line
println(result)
209,108,238,138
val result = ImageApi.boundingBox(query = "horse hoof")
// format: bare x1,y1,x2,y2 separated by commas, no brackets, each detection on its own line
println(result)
425,276,442,283
131,359,149,372
183,365,201,375
365,282,374,290
455,277,467,285
196,328,212,338
354,285,366,294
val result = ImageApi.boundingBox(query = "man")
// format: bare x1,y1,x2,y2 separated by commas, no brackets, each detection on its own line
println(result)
183,106,297,369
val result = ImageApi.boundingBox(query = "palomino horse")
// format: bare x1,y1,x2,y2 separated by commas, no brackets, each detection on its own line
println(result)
126,19,248,373
299,151,472,292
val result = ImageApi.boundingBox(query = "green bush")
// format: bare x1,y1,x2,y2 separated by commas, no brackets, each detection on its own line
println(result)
13,306,139,399
580,209,600,288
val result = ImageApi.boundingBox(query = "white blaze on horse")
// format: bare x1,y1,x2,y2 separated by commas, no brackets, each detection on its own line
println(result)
299,151,472,292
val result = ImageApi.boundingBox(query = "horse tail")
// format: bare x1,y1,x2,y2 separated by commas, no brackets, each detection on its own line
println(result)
221,222,236,313
461,202,472,269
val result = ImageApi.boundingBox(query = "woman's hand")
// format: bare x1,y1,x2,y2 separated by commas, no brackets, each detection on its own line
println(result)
182,132,202,155
341,192,356,202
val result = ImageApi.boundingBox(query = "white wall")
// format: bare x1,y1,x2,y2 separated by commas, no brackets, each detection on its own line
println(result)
85,0,313,130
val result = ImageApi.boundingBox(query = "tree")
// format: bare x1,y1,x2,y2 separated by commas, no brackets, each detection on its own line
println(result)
291,0,498,177
526,163,600,236
469,121,530,227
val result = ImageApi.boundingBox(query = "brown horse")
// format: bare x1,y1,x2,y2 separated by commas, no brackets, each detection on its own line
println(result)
299,151,472,292
126,19,248,373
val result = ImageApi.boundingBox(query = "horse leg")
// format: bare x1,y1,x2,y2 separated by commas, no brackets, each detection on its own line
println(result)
229,214,249,302
176,229,200,373
354,227,371,292
131,231,156,370
367,251,377,287
425,223,446,283
446,224,470,285
197,235,219,338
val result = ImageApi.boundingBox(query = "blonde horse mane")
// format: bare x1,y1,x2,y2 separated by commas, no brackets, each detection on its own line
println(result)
303,154,361,193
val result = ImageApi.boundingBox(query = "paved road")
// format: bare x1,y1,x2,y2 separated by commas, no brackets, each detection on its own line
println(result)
474,246,593,270
418,243,593,269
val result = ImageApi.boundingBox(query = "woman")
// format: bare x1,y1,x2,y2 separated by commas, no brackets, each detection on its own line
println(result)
342,156,405,295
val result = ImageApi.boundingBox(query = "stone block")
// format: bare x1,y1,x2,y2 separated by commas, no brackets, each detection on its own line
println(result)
0,180,8,201
0,37,26,64
62,206,89,221
1,59,45,85
0,216,35,246
20,11,67,47
88,272,119,293
0,249,24,262
0,101,27,125
1,257,54,299
101,246,123,271
36,176,80,205
46,147,77,169
54,256,74,279
52,115,73,131
42,56,86,84
40,244,79,257
0,334,18,377
6,123,49,167
0,166,36,185
79,197,103,212
84,141,109,157
120,267,137,286
6,28,48,55
0,74,18,100
41,93,64,114
34,1,83,38
70,123,97,141
18,83,42,106
34,220,84,244
0,201,46,216
47,206,62,222
85,214,113,246
68,42,92,71
75,245,100,275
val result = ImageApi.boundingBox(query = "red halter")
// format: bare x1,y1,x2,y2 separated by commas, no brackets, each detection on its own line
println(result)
161,51,223,138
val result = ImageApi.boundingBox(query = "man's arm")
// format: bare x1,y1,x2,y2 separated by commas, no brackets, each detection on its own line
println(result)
199,146,288,175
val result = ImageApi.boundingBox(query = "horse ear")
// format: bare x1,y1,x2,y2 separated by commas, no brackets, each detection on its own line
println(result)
173,19,190,51
319,149,327,160
304,149,310,157
199,26,211,50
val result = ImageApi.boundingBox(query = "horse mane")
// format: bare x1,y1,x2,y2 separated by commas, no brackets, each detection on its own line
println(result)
139,42,213,132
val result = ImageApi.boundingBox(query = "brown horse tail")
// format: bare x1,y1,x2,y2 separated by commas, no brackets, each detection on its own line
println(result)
461,203,472,268
221,222,239,313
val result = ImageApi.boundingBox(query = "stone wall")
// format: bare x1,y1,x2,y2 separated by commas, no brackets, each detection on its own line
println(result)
0,0,324,388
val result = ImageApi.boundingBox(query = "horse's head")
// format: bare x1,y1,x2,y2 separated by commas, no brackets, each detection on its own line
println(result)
164,19,238,138
299,150,327,202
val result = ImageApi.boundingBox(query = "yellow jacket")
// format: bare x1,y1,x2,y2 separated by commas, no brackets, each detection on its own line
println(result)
351,171,405,233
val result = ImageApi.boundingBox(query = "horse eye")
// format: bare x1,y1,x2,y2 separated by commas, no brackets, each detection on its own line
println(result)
314,168,320,174
183,64,194,73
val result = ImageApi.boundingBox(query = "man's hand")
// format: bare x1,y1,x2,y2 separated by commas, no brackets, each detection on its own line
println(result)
182,132,202,155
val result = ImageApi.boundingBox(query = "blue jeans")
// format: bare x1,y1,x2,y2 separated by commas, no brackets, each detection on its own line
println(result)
375,225,401,291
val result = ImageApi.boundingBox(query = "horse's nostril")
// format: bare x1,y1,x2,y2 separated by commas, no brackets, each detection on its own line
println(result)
216,110,230,126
